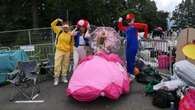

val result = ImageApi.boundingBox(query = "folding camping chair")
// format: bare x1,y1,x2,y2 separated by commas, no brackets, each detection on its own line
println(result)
45,54,54,74
7,60,40,102
38,55,54,81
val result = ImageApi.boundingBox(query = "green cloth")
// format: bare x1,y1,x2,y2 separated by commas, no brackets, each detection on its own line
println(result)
145,80,160,94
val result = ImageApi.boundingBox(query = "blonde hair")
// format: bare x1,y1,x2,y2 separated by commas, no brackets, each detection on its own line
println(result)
96,32,106,46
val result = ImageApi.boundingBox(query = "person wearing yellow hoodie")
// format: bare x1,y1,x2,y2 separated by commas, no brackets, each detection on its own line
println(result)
51,18,73,86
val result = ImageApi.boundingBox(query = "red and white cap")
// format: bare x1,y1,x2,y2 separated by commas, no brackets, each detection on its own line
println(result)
77,19,90,29
126,13,135,20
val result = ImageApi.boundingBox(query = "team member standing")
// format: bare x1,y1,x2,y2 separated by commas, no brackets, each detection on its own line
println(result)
118,13,148,77
51,18,73,86
72,19,90,70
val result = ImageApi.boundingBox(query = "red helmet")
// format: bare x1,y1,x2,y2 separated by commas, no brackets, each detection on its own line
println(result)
126,13,135,20
77,19,90,29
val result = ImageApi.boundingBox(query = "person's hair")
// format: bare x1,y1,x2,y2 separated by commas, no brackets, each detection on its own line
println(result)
78,27,87,39
97,37,106,46
79,27,87,33
97,31,106,45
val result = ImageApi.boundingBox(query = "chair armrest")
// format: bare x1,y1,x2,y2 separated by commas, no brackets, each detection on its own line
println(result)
30,71,38,75
7,70,19,80
44,65,54,69
30,65,40,75
7,70,19,75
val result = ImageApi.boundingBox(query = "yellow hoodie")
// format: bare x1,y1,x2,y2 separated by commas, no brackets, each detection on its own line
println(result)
51,19,73,52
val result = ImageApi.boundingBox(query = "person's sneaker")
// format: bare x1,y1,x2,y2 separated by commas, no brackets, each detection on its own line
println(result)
54,78,59,86
61,76,68,83
130,74,135,80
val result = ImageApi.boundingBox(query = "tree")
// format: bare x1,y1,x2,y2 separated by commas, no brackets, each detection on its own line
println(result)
0,0,46,30
0,0,168,31
172,0,195,29
121,0,168,31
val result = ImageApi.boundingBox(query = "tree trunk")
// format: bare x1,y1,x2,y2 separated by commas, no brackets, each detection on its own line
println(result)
32,0,38,28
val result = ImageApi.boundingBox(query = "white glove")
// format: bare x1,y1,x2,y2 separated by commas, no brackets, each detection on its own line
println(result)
58,18,63,23
118,17,123,22
71,27,78,36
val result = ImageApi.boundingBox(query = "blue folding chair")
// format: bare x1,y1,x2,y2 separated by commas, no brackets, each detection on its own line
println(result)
7,60,40,102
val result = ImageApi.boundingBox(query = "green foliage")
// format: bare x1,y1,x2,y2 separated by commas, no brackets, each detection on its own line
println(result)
0,0,169,31
120,0,169,31
172,0,195,29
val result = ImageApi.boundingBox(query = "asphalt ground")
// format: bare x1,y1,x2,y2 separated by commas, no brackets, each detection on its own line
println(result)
0,79,168,110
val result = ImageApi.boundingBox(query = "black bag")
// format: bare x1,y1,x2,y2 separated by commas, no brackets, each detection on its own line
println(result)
136,66,162,84
135,59,145,72
152,90,176,108
150,50,157,58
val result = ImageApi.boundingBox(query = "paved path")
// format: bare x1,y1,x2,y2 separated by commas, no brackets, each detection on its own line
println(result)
0,80,168,110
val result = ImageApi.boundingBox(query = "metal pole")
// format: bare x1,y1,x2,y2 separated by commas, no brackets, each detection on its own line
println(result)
67,9,69,24
169,44,173,74
0,27,51,34
27,30,33,60
28,30,32,45
51,31,55,55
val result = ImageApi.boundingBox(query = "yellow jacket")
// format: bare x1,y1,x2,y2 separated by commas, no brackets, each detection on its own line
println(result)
51,19,73,52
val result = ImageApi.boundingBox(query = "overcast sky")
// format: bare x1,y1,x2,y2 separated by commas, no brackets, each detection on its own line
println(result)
154,0,182,12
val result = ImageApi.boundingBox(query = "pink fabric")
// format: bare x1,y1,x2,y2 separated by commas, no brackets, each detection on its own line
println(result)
79,51,124,65
123,79,130,93
158,55,170,69
78,55,93,64
69,86,101,102
108,54,124,65
67,52,130,101
179,89,195,110
104,83,123,100
96,51,110,60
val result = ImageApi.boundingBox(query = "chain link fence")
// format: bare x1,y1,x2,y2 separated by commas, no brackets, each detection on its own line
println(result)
0,27,177,74
0,27,55,61
0,25,97,62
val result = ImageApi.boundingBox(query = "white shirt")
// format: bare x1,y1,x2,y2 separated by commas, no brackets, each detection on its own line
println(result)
79,35,85,45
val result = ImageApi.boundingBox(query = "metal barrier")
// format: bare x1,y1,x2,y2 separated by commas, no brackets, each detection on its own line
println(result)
0,27,53,46
0,26,178,75
12,43,54,61
0,25,97,61
139,39,169,52
0,47,11,51
0,27,55,61
138,39,175,73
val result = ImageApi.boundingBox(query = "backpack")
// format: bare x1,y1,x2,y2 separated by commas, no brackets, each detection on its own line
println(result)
136,66,162,84
152,90,177,108
55,30,62,45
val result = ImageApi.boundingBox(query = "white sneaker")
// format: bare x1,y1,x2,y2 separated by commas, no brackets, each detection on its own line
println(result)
130,74,135,80
61,76,68,83
54,78,59,86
